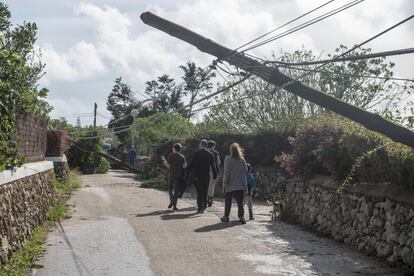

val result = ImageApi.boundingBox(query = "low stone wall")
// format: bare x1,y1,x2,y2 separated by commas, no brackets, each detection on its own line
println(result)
253,168,414,269
0,162,55,265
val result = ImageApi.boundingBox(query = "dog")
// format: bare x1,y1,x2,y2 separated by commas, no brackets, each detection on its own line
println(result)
267,200,285,221
266,192,285,221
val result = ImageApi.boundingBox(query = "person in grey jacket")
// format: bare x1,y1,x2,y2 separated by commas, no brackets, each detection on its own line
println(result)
221,143,248,224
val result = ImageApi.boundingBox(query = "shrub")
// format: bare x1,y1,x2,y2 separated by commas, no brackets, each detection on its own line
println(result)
276,114,414,189
155,131,291,167
67,128,110,174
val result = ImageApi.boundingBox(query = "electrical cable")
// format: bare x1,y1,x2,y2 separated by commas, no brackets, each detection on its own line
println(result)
241,0,365,53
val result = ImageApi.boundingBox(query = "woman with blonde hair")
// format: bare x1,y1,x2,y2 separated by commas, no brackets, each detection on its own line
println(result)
221,143,248,224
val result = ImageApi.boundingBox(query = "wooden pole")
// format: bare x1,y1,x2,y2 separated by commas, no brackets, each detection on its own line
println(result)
140,12,414,148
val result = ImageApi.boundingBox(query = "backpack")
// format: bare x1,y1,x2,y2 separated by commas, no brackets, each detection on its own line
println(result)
246,172,255,190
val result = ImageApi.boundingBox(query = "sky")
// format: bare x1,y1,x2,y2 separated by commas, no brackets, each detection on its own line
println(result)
3,0,414,126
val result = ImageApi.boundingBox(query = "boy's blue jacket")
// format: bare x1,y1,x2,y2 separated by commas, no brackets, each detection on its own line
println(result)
246,172,255,190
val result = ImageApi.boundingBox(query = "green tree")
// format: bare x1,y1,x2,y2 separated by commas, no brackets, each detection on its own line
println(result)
0,3,51,170
132,113,196,147
144,74,185,114
180,62,215,121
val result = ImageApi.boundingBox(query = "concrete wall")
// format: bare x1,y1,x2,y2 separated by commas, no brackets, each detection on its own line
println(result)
0,161,55,265
254,169,414,269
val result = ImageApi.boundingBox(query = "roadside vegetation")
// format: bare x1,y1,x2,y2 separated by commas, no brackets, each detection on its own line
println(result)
0,170,82,276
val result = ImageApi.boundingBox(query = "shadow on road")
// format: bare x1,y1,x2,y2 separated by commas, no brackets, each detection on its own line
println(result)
161,212,196,220
57,221,92,276
136,207,197,218
194,222,239,233
135,210,174,217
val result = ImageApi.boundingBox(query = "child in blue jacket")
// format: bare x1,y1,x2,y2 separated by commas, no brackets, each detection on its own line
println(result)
246,163,255,220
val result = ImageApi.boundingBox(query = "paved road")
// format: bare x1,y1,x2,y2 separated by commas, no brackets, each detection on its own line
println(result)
33,170,401,276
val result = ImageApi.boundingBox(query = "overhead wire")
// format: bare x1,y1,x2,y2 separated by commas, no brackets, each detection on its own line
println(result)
217,0,337,62
240,0,365,53
267,47,414,66
193,14,414,113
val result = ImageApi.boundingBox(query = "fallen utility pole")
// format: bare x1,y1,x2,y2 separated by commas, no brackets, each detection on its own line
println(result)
140,12,414,149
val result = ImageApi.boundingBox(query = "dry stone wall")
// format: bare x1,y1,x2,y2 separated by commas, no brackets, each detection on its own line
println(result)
253,169,414,269
0,169,55,265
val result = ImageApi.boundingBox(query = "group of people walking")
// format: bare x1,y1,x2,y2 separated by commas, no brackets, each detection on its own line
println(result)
161,139,255,224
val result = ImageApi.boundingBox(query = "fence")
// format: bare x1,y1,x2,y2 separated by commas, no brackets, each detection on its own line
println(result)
16,113,48,163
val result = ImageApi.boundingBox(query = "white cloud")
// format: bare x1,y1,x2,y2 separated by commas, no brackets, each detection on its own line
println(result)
41,41,106,83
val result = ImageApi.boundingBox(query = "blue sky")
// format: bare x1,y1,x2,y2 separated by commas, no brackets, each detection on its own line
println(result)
4,0,414,125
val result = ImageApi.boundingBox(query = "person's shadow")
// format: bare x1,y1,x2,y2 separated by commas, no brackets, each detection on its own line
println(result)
135,210,174,217
194,222,239,233
135,207,197,218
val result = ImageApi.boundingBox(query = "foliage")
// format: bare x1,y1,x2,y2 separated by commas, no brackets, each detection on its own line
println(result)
132,113,197,148
179,61,215,121
0,225,46,276
0,3,51,171
67,127,110,174
206,46,413,132
53,170,82,195
155,130,291,167
144,74,185,115
140,176,168,191
47,202,70,222
275,114,414,189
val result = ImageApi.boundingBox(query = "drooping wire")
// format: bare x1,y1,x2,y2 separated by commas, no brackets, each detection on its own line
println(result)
240,0,365,53
217,0,337,62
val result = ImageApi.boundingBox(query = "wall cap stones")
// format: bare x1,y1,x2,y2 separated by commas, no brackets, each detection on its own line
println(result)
0,161,54,186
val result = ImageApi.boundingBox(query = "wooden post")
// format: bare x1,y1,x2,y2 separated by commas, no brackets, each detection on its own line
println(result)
140,12,414,148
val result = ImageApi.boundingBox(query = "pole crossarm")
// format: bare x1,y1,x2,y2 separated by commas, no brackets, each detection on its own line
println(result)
140,12,414,149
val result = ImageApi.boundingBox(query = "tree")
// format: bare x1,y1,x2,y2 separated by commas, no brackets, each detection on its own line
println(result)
144,74,185,114
205,46,413,132
107,77,140,119
0,3,51,170
180,62,215,121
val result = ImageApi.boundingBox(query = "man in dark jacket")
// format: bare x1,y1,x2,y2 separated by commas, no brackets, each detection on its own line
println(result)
207,140,220,207
161,143,187,210
189,139,217,213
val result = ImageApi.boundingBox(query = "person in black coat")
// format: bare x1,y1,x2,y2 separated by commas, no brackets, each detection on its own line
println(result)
189,139,217,213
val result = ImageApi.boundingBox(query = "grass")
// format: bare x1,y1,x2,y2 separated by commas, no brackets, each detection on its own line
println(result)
0,226,46,276
0,170,82,276
47,202,71,222
53,170,82,195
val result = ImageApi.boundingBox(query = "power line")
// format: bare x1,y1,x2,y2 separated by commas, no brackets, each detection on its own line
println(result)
174,74,252,114
281,13,414,87
266,47,414,66
193,14,414,113
277,64,414,82
218,0,336,62
241,0,365,53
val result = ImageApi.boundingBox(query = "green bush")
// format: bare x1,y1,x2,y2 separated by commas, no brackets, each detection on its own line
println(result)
67,127,110,174
155,131,291,167
275,114,414,189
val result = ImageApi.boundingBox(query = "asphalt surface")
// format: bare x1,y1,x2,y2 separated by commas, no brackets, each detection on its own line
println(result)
33,170,402,276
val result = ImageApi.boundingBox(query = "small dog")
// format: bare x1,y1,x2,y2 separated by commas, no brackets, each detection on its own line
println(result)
267,200,284,221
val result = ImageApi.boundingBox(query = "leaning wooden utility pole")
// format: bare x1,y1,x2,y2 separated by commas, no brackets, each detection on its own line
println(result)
140,12,414,149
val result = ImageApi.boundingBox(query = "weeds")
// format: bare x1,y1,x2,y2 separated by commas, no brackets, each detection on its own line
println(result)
0,170,82,275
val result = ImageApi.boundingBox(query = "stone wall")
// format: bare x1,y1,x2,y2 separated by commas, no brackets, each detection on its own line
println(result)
253,168,414,269
0,166,55,265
